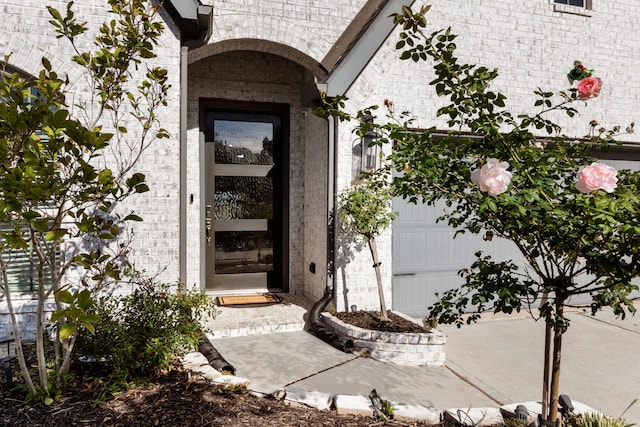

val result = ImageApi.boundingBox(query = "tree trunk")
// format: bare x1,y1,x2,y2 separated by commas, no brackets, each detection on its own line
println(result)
367,237,388,321
0,261,37,396
34,232,49,396
541,320,552,421
547,297,565,423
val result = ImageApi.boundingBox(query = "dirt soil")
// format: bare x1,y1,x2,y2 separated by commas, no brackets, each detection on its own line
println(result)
335,311,428,334
1,368,435,426
0,311,438,427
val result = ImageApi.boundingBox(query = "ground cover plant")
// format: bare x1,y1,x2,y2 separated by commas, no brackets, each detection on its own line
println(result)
73,279,217,398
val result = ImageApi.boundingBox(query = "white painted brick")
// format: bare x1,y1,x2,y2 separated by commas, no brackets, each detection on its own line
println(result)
3,0,640,320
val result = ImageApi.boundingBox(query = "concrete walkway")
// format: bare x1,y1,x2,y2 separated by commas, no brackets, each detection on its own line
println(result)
439,310,640,423
209,304,640,424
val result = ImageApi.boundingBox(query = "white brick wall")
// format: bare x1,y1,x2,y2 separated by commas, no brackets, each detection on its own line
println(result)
335,0,640,311
0,0,183,285
3,0,640,329
203,0,366,63
303,112,329,301
0,0,181,336
347,0,640,141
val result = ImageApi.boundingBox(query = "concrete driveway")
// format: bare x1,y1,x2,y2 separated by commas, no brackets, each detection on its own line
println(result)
211,306,640,424
438,308,640,423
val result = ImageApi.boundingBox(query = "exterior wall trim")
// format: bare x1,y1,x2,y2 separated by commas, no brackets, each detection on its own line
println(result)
188,39,328,81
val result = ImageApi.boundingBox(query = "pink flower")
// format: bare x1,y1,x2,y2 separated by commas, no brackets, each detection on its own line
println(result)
471,158,513,197
575,162,618,193
577,77,602,100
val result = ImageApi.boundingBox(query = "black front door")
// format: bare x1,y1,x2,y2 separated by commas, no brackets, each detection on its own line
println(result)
202,102,288,293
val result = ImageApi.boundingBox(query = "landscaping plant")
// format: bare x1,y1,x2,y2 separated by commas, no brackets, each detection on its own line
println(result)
322,5,639,423
74,279,217,394
338,172,396,321
0,0,169,401
565,411,636,427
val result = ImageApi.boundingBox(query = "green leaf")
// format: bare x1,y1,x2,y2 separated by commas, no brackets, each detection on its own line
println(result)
98,168,113,185
59,323,77,340
45,229,67,241
41,57,52,71
123,213,143,222
134,183,149,193
49,311,65,323
77,289,93,311
55,289,74,305
23,211,41,221
83,322,95,334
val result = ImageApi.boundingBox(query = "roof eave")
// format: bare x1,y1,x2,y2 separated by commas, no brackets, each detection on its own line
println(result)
321,0,415,97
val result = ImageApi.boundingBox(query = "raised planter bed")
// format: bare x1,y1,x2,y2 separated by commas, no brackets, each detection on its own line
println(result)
319,311,446,366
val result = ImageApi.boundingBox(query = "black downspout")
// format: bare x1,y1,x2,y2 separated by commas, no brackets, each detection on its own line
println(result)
170,2,229,374
198,333,236,375
308,287,354,353
307,115,353,353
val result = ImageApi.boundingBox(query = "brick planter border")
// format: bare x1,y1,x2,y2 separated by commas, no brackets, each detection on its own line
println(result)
319,311,446,366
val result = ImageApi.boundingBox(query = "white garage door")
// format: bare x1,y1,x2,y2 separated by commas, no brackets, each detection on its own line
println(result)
392,155,640,318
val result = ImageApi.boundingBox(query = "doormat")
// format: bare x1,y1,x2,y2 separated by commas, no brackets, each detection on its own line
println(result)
216,293,283,307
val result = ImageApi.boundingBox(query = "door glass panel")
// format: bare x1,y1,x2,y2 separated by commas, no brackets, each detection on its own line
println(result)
214,120,274,165
206,113,282,290
214,176,273,220
215,231,273,274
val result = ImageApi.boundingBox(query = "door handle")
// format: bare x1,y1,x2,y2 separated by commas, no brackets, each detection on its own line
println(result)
206,219,212,243
205,205,212,244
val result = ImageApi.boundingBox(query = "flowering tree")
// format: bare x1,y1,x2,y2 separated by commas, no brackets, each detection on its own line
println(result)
322,5,640,423
0,0,168,401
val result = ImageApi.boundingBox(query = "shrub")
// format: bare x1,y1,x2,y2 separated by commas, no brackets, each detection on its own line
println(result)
565,413,635,427
74,280,217,389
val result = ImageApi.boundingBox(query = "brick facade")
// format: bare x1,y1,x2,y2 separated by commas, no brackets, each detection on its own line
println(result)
2,0,640,336
335,0,640,311
0,0,182,338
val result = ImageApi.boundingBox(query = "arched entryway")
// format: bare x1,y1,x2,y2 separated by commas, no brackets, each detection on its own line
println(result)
186,43,329,298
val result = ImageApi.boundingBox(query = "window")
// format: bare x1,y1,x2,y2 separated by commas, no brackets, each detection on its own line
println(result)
554,0,585,6
1,225,61,294
1,64,61,294
551,0,592,16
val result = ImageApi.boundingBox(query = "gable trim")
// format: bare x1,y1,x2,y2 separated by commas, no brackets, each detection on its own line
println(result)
322,0,415,97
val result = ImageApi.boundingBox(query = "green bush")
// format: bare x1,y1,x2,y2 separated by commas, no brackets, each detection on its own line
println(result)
74,280,217,388
565,413,635,427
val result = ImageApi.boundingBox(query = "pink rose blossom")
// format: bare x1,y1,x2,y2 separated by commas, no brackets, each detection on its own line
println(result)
575,162,618,193
471,158,513,197
577,77,602,100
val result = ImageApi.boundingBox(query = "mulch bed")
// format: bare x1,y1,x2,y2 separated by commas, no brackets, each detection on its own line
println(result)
0,343,436,427
0,311,436,426
2,370,421,426
335,311,427,334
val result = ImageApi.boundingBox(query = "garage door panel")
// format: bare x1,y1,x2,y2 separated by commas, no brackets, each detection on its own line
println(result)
392,153,640,318
393,274,466,318
394,229,524,272
393,197,527,317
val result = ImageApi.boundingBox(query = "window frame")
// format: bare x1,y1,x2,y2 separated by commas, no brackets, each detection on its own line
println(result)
1,64,62,296
551,0,593,17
